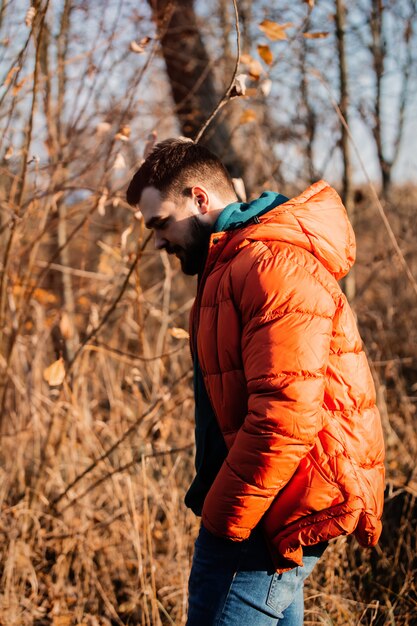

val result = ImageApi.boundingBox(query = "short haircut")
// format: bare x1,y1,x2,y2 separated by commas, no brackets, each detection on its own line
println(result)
126,138,236,206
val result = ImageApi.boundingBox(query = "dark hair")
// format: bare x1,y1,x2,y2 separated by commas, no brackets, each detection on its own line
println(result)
126,138,236,206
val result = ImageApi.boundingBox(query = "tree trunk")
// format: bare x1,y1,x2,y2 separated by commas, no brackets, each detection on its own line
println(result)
148,0,243,178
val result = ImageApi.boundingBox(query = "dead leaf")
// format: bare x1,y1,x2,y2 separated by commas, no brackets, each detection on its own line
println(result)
259,20,293,41
129,37,151,54
119,601,138,613
240,109,257,124
170,327,189,340
240,54,263,80
4,146,13,160
305,0,315,7
257,44,274,66
25,7,36,28
43,358,65,386
230,74,247,97
115,125,130,141
260,79,272,97
303,32,329,39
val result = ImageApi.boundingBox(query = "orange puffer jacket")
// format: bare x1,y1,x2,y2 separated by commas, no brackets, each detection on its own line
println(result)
190,180,385,571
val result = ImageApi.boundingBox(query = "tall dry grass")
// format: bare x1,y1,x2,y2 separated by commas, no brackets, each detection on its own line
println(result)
0,182,416,625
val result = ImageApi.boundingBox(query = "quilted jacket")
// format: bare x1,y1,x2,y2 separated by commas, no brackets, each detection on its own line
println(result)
189,180,385,571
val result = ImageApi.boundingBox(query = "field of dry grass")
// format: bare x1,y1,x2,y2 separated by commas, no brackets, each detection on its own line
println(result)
0,182,416,625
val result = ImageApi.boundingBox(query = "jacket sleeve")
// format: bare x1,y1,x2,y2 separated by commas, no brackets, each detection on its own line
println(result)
201,246,336,540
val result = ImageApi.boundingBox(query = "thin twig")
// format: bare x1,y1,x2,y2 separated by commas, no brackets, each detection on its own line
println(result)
51,370,191,508
66,231,153,372
194,0,240,143
59,439,193,514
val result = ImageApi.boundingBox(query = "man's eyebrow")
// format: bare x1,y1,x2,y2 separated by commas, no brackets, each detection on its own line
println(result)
144,216,169,229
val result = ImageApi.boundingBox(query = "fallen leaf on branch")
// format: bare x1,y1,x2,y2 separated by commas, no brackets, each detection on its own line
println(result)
259,20,293,41
230,73,247,97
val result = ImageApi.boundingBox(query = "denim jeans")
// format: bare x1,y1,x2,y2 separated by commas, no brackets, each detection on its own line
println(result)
186,524,326,626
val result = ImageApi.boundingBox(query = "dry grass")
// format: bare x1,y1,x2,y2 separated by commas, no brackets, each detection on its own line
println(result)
0,183,416,626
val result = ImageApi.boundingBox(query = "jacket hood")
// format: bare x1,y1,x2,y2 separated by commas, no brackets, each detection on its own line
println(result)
215,180,355,280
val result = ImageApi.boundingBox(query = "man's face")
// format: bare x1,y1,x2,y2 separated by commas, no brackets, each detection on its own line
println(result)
139,186,212,276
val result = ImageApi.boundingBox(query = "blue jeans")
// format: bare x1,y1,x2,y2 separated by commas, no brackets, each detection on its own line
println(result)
186,525,326,626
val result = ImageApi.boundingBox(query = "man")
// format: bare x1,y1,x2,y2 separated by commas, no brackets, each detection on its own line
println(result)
127,139,385,625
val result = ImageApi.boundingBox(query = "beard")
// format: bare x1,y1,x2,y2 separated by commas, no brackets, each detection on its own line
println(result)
166,216,212,276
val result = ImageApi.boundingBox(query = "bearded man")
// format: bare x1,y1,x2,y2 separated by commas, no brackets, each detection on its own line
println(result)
126,139,385,626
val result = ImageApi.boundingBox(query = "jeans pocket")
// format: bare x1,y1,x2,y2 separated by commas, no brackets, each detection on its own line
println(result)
266,570,300,617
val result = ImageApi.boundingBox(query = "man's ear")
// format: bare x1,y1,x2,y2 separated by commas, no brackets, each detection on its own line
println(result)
191,186,209,215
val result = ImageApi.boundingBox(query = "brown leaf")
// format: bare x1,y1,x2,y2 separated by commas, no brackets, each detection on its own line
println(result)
25,7,37,28
115,124,131,142
303,32,329,39
230,74,247,97
170,327,189,340
257,44,274,66
129,37,151,54
43,358,66,386
259,20,293,41
305,0,315,7
240,54,263,80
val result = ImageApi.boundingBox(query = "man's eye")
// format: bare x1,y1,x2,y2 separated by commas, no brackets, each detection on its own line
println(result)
157,219,169,230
